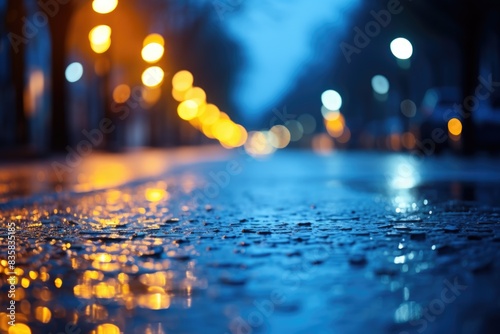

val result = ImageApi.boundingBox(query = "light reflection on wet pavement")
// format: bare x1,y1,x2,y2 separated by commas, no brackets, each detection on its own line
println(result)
1,149,500,334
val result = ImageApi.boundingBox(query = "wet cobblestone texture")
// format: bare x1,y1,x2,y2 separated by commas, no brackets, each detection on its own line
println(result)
1,150,500,334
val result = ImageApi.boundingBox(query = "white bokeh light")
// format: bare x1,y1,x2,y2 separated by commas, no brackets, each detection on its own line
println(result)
65,62,83,83
371,75,390,95
390,38,413,60
321,90,342,111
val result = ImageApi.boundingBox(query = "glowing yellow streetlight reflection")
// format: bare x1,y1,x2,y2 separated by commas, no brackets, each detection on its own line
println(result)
142,66,164,88
34,306,52,323
94,323,121,334
143,33,164,47
142,43,164,63
92,0,118,14
178,100,199,121
198,104,220,125
8,323,32,334
448,118,462,136
89,25,111,45
145,188,168,202
171,69,251,150
89,25,111,54
142,34,165,63
112,84,130,103
184,86,206,106
172,70,194,91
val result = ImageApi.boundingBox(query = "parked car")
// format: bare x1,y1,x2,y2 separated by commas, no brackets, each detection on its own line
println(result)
419,87,500,153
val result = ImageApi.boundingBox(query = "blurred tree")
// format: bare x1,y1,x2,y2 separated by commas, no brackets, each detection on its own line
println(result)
5,0,28,149
0,0,15,149
162,0,245,143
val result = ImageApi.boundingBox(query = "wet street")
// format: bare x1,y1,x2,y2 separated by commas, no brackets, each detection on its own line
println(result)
1,148,500,334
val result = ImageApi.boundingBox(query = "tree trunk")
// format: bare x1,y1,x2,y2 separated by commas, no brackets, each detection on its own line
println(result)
48,1,74,151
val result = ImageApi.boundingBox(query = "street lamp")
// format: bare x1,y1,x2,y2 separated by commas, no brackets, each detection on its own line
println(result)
321,89,342,111
390,37,413,60
142,34,165,63
390,37,413,137
92,0,118,14
89,25,111,54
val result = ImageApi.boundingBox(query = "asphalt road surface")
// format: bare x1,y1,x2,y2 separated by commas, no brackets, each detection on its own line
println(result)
1,148,499,334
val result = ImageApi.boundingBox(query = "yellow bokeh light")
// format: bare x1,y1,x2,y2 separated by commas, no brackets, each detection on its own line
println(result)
74,284,93,299
198,103,220,125
90,39,111,54
221,124,248,148
39,272,49,282
93,282,116,298
178,100,199,120
8,323,31,334
21,278,30,288
142,66,164,88
92,0,118,14
94,323,121,334
137,293,171,310
170,69,247,150
141,42,164,63
184,87,206,106
202,122,215,138
34,307,51,323
54,278,63,288
143,33,164,47
112,84,130,103
172,88,188,102
448,118,462,136
218,111,230,120
234,125,248,147
212,119,236,142
172,70,194,91
145,188,168,202
269,125,291,149
89,25,111,53
325,118,345,138
189,117,202,129
0,313,9,331
244,131,275,156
